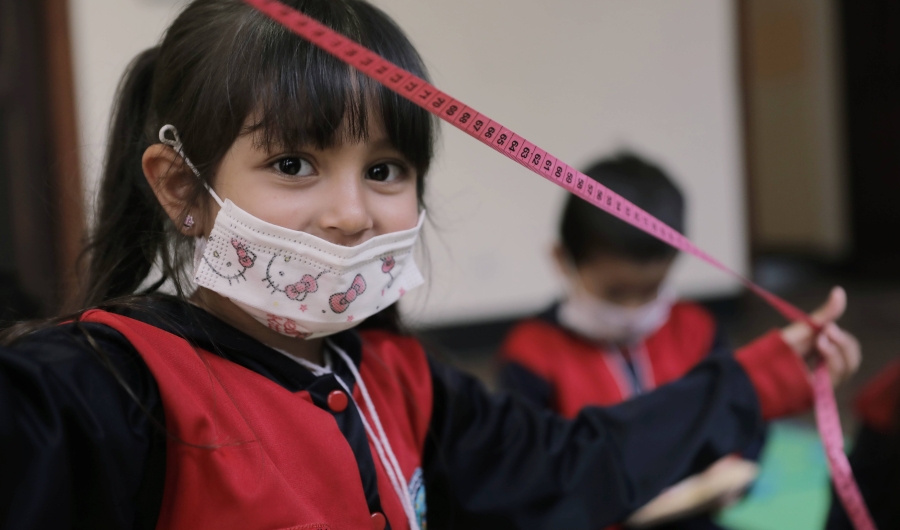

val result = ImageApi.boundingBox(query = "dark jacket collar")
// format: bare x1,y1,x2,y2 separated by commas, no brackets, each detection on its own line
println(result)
113,295,363,392
537,302,562,326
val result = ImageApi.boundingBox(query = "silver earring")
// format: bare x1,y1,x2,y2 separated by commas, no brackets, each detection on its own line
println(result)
183,214,195,229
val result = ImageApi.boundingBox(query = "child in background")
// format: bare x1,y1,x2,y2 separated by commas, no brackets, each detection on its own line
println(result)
0,2,861,529
499,153,784,528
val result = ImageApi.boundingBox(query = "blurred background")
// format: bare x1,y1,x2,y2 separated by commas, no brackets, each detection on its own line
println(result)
1,1,898,528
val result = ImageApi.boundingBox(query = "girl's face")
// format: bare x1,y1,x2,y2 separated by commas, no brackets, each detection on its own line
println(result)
207,118,420,245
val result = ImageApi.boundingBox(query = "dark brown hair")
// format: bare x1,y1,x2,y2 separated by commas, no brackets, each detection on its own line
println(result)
560,152,684,264
87,0,435,307
3,0,435,344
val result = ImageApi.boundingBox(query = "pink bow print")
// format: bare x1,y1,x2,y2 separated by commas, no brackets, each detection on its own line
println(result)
382,255,397,288
284,274,319,300
231,239,256,268
329,274,367,313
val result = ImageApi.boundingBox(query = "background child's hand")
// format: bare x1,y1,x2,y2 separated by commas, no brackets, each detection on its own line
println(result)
625,455,759,528
779,286,862,385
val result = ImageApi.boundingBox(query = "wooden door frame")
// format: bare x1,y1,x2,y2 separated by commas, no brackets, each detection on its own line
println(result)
0,0,84,316
44,0,85,309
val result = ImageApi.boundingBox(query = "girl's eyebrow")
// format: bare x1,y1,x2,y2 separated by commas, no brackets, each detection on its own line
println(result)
253,136,312,154
368,137,396,150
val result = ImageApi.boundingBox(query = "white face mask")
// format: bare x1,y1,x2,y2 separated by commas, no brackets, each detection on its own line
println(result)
557,271,676,345
161,125,426,340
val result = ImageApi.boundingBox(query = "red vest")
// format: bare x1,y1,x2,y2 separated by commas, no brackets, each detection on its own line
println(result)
501,302,716,418
81,310,432,530
855,359,900,433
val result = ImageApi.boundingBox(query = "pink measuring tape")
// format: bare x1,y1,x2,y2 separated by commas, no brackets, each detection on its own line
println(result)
243,1,875,527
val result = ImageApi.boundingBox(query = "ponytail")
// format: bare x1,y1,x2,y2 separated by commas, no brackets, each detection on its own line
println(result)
79,47,188,307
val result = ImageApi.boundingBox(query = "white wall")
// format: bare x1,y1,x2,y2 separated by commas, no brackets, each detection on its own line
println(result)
70,0,187,208
70,0,747,327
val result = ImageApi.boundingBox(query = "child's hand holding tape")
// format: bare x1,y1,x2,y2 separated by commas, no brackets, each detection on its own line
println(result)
781,286,862,386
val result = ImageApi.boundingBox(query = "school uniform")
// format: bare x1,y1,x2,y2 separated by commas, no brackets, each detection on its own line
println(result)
499,302,779,529
826,359,900,530
500,302,752,414
0,296,811,530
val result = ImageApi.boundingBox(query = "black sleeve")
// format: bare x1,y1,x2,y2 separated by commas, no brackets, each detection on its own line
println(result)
826,424,900,530
0,323,165,530
703,319,770,462
422,354,764,530
706,317,733,360
496,361,553,410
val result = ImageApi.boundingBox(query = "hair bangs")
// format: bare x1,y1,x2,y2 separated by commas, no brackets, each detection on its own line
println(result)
229,1,435,178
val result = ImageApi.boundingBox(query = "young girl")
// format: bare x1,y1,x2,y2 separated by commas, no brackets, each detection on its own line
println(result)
0,1,860,529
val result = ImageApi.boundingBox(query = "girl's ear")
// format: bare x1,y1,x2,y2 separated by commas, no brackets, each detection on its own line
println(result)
142,144,204,236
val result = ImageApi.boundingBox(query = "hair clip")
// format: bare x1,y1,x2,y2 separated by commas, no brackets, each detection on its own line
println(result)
183,214,195,229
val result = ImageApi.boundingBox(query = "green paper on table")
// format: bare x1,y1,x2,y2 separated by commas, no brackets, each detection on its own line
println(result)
716,421,836,530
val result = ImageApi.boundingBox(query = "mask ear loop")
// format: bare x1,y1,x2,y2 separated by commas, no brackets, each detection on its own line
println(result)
158,124,225,208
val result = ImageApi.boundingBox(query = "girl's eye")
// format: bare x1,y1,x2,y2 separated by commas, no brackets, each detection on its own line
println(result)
273,157,314,177
366,163,403,183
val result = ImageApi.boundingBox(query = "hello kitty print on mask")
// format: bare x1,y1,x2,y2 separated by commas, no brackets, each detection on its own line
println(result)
162,124,427,340
382,255,396,288
199,236,258,285
286,276,319,300
194,204,425,339
264,254,323,302
329,274,367,314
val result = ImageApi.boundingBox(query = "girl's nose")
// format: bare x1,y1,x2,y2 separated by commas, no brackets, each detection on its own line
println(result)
319,178,373,245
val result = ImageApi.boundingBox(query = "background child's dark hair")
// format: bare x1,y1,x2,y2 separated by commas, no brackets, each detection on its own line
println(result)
560,152,685,265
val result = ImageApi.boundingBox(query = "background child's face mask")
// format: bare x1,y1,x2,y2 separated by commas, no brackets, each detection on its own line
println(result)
557,268,676,345
161,125,426,339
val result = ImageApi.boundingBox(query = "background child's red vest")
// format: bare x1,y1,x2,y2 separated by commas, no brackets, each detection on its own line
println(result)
502,302,716,418
855,358,900,433
81,310,432,530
